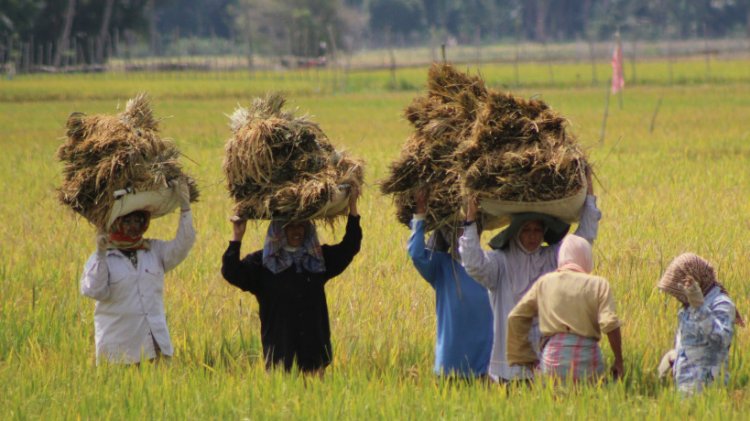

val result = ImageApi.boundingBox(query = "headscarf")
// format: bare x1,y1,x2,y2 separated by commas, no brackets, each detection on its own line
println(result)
262,220,326,274
658,253,744,326
108,211,151,251
501,220,559,304
489,213,570,250
556,234,593,273
426,225,466,261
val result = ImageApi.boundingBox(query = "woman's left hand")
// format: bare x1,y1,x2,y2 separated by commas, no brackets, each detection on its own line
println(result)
348,183,360,216
585,165,594,195
175,178,191,211
610,359,624,380
682,275,704,308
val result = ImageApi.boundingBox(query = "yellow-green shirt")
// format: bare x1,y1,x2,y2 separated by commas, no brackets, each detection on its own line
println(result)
506,270,621,365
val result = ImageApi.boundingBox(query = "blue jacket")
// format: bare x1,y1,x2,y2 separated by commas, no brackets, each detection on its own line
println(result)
408,217,493,377
674,286,735,394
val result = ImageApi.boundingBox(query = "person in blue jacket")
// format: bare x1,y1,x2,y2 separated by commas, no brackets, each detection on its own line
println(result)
407,190,493,379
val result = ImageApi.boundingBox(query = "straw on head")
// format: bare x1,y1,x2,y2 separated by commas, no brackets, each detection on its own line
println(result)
56,93,199,231
223,93,364,223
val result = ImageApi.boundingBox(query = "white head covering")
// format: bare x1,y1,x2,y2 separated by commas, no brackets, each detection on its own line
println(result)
504,222,555,303
557,234,593,273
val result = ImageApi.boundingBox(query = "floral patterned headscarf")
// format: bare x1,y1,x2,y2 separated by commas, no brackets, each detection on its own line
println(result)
658,253,744,326
262,220,325,274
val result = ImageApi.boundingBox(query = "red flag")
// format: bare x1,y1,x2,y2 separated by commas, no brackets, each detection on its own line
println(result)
611,40,624,94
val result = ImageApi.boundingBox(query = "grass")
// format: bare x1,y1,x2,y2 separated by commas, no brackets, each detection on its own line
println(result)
1,60,750,419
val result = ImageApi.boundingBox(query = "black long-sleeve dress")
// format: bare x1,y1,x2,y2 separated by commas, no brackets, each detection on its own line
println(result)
221,215,362,371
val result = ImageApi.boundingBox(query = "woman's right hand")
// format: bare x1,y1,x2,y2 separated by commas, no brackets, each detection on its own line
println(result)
465,195,479,223
414,189,428,215
96,232,109,256
230,216,247,242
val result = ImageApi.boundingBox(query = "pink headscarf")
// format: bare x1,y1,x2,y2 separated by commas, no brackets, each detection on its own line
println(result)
556,234,593,273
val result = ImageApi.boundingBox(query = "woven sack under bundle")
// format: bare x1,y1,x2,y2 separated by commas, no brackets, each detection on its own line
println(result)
456,91,589,229
223,93,364,223
56,93,199,231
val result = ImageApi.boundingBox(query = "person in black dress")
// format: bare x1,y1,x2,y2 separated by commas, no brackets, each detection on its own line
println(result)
221,187,362,375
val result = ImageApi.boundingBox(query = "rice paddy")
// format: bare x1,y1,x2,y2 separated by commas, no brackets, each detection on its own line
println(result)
1,58,750,419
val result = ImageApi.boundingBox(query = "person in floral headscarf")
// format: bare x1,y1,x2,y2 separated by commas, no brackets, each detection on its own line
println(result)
221,187,361,375
657,253,744,395
80,180,196,365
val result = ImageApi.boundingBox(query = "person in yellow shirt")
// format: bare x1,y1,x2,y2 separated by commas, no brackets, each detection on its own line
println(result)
506,234,623,383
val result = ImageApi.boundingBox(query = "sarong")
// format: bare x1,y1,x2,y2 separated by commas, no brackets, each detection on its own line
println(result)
540,333,604,382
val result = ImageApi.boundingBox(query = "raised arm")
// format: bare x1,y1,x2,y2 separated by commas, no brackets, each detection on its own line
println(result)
573,170,602,243
408,217,438,284
506,281,540,366
80,234,111,301
322,215,362,280
322,185,362,281
155,180,196,272
680,280,735,351
221,217,262,294
458,196,504,291
407,189,437,283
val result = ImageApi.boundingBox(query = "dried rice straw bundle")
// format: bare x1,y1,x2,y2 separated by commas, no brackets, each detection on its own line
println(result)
56,93,199,231
224,93,364,223
457,91,588,204
381,64,487,231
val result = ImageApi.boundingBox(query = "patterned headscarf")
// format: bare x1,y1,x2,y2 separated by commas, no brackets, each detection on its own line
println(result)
108,211,151,251
556,234,593,273
262,220,326,274
658,253,744,326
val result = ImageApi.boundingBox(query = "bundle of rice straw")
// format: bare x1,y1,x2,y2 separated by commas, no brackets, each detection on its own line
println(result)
456,90,588,208
380,63,488,231
223,93,364,222
57,93,199,231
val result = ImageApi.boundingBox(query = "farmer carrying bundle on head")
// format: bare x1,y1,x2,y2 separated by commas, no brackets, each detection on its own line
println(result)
506,234,623,383
81,181,195,365
221,186,361,375
656,253,744,395
459,170,601,383
221,94,364,375
407,189,493,380
57,94,199,365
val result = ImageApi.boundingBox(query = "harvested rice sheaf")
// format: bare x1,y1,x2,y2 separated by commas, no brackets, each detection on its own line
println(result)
223,93,364,222
381,64,487,231
56,93,199,230
457,91,588,201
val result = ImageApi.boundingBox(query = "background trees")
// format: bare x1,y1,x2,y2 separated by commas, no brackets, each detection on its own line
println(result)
1,0,748,61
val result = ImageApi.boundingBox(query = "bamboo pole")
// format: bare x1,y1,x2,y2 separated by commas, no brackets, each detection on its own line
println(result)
649,96,663,133
599,79,612,145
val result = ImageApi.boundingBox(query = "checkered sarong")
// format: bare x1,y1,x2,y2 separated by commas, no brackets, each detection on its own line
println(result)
540,333,604,382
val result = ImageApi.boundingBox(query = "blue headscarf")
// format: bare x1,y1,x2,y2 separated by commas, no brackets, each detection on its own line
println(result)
262,220,326,274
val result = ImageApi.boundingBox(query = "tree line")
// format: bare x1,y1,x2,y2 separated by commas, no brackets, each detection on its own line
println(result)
1,0,749,64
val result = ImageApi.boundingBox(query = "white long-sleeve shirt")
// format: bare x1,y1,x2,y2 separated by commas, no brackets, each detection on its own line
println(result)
81,210,196,364
459,195,601,381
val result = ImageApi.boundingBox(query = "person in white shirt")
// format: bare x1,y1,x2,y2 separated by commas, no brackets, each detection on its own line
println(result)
80,180,196,365
458,171,601,382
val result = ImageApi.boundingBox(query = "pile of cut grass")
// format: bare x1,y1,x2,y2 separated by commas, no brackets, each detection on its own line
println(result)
224,93,364,223
56,93,199,231
380,64,487,231
383,64,588,230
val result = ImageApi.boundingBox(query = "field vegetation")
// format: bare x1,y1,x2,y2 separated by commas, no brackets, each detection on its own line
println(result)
1,59,750,419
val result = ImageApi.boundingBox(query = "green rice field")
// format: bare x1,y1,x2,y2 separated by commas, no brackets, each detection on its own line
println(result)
1,58,750,419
